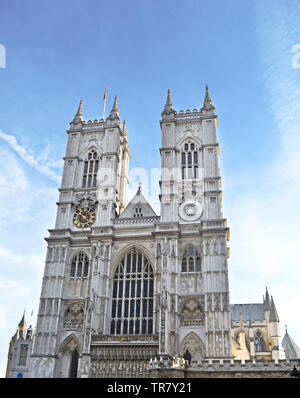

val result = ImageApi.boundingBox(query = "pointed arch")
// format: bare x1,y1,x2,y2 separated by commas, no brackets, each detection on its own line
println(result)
79,148,101,188
180,138,201,180
110,246,155,336
177,133,203,148
58,333,81,356
111,243,155,277
180,332,206,362
69,251,90,278
78,144,103,161
181,244,202,273
55,333,81,378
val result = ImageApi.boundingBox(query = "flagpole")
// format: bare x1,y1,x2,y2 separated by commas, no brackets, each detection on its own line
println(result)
102,87,107,120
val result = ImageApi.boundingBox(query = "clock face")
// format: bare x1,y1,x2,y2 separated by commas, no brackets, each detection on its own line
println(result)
73,207,95,228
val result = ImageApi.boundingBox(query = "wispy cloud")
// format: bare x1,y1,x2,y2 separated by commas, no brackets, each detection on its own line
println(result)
0,130,62,183
225,0,300,342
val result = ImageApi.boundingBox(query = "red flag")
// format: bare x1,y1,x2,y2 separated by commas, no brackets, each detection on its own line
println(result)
103,87,107,100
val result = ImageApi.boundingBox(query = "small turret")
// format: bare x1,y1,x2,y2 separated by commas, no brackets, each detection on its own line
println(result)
26,325,33,340
263,286,271,322
107,95,120,121
122,120,127,137
17,311,27,340
201,84,216,113
161,88,175,117
73,98,83,123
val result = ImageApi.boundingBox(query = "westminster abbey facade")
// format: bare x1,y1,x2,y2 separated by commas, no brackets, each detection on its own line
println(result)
6,87,298,378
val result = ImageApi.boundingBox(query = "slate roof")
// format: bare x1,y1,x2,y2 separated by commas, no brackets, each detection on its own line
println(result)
282,331,300,359
230,304,265,322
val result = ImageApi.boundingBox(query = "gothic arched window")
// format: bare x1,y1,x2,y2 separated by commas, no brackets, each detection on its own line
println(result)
182,246,201,273
70,253,89,277
181,141,199,180
110,249,154,335
82,150,99,188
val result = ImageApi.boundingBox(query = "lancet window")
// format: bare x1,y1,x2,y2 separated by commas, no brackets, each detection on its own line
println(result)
181,141,199,180
70,253,89,278
82,150,99,188
181,245,201,273
110,249,154,335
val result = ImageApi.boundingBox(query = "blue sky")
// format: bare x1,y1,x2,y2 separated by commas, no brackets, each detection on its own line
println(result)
0,0,300,375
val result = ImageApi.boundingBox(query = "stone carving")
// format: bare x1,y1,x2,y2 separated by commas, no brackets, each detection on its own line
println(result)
64,302,84,329
74,192,97,208
159,291,167,310
180,332,205,361
180,298,204,326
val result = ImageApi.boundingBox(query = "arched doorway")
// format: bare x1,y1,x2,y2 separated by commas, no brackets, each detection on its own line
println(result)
180,332,205,362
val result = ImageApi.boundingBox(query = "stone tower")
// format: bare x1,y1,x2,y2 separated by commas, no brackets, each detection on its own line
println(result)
7,88,232,378
158,86,231,359
29,97,130,377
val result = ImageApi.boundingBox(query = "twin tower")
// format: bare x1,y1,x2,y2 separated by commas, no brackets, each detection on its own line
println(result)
10,87,232,378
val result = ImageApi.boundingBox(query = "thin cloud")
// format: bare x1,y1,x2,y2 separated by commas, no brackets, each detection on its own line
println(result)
0,130,62,183
225,0,300,343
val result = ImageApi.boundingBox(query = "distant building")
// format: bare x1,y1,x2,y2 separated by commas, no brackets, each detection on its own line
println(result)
231,288,287,361
6,312,33,378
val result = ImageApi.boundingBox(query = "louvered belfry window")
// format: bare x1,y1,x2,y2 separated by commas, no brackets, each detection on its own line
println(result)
110,249,154,335
181,141,199,180
82,150,99,188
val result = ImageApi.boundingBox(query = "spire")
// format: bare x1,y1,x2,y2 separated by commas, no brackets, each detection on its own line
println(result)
73,98,83,122
269,296,280,322
264,286,271,312
17,310,27,340
18,310,26,327
108,95,119,120
166,88,173,108
162,88,175,115
201,84,216,112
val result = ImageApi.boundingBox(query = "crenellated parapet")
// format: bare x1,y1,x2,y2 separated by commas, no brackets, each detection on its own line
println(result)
148,355,300,378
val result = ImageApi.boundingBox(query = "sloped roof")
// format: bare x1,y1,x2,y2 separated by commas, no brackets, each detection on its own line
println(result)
230,304,265,322
282,331,300,359
118,188,158,219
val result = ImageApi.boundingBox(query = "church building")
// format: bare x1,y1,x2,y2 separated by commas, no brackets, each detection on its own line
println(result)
5,87,300,378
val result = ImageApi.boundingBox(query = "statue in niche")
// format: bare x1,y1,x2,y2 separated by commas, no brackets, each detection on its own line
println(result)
159,291,167,310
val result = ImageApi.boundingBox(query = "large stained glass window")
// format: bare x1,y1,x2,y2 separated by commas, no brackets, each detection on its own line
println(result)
110,249,154,335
